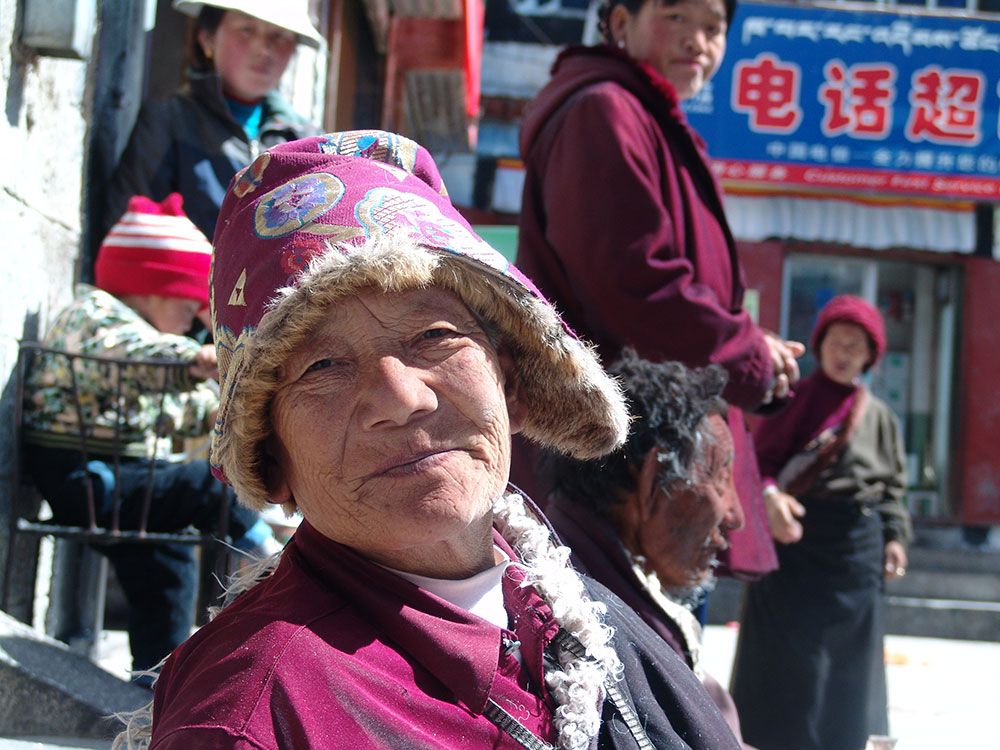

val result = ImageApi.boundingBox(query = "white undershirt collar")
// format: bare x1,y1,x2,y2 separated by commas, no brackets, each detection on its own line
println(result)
382,545,512,630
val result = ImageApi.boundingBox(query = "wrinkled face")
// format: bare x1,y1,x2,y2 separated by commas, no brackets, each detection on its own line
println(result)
267,287,524,572
199,11,297,102
640,414,743,591
819,322,871,385
145,296,201,335
612,0,727,100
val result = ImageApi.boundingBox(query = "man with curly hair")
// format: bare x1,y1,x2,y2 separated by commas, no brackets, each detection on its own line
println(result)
546,350,751,745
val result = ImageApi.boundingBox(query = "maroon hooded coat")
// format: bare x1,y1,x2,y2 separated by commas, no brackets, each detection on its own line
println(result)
516,45,777,577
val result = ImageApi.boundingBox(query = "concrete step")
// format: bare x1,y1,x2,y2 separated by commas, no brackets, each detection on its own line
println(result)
0,611,149,740
706,558,1000,642
885,567,1000,602
885,595,1000,642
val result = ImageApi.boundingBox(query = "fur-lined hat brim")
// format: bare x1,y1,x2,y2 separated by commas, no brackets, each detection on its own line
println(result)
212,235,629,510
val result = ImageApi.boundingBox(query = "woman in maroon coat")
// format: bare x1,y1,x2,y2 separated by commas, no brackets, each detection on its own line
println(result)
516,0,803,578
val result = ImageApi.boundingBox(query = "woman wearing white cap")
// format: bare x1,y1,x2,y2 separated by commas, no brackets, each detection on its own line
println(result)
105,0,323,243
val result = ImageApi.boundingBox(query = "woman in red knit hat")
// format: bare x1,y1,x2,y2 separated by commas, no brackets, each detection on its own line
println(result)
730,295,912,750
24,194,279,682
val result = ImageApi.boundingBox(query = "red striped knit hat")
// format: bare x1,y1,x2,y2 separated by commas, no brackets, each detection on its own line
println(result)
96,193,213,309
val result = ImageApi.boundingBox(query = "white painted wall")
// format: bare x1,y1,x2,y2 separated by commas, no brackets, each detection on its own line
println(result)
0,2,91,582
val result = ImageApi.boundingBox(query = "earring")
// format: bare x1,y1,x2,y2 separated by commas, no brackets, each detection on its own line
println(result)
617,39,625,48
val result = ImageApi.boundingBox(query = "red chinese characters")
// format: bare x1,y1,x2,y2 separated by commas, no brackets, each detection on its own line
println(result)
732,53,803,133
905,66,984,145
819,60,896,139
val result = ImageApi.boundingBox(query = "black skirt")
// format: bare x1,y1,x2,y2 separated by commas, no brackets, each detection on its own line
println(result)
730,500,889,750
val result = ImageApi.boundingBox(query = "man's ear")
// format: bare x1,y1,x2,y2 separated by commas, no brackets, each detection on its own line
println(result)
498,350,529,435
262,436,293,506
636,447,663,522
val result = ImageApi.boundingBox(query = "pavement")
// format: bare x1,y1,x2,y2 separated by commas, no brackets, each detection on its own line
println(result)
3,626,998,749
702,623,1000,750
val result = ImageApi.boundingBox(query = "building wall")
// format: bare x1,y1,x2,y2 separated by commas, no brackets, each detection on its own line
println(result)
958,257,1000,525
0,2,90,588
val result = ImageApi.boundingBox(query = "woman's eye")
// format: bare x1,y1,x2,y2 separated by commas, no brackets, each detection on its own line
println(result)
421,328,454,341
305,358,333,373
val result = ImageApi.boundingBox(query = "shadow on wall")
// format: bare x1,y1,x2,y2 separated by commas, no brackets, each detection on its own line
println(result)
4,0,31,128
0,311,41,620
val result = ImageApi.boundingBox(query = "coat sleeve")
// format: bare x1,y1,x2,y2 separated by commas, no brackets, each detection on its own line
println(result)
876,404,912,546
536,86,773,410
105,99,179,232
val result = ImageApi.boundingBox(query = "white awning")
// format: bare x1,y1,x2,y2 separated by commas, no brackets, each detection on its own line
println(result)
725,194,977,254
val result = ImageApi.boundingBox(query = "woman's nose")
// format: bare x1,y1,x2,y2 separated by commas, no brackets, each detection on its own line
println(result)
359,356,438,429
683,29,707,55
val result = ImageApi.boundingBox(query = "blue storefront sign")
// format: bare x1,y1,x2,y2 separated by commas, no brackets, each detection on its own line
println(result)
684,2,1000,200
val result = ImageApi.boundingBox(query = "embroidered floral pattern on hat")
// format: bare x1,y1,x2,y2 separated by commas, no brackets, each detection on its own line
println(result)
234,153,271,198
356,188,509,274
254,173,345,238
318,130,418,174
280,242,328,277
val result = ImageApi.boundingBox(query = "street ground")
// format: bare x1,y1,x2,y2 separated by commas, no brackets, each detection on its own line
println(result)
703,623,1000,750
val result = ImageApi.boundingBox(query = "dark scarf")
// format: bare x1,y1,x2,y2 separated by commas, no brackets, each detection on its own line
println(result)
772,371,868,496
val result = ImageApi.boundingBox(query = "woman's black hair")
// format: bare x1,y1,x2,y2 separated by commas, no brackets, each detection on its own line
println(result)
598,0,738,43
188,7,227,73
545,349,728,519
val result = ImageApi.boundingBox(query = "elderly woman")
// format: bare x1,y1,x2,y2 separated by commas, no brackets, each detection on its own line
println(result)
120,131,741,749
515,0,804,580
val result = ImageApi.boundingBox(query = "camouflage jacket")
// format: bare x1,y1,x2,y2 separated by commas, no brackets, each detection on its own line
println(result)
24,285,219,458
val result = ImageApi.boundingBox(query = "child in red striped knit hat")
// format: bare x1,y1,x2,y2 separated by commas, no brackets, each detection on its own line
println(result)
23,193,279,682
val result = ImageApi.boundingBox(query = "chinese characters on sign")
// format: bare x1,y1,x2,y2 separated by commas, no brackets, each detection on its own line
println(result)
684,4,1000,200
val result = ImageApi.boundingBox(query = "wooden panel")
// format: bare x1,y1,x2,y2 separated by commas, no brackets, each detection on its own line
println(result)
957,256,1000,524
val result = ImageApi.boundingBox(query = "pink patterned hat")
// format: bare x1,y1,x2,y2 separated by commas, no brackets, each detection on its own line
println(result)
210,131,627,509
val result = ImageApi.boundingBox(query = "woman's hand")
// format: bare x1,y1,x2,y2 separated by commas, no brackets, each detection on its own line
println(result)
883,540,908,581
764,486,806,544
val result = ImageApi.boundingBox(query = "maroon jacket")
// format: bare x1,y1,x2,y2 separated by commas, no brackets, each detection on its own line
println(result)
149,518,740,749
516,45,777,577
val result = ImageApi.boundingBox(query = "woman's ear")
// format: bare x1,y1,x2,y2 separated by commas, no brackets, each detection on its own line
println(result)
262,436,293,506
608,4,631,46
197,28,216,61
498,350,529,435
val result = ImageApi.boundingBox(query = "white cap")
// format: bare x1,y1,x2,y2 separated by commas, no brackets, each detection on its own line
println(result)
172,0,324,49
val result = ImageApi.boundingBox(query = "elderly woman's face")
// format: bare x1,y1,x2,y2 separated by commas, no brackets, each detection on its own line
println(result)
819,322,871,385
267,287,524,576
611,0,727,100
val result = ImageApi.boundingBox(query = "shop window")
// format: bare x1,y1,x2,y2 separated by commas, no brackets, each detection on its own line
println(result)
781,254,960,520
